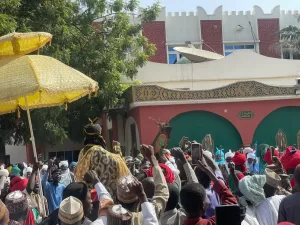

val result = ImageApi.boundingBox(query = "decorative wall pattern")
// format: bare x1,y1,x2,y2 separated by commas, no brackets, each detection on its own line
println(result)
258,19,280,58
200,20,223,55
142,22,167,63
130,81,295,102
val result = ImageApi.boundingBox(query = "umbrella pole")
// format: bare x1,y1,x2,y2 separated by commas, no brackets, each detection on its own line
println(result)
24,96,46,214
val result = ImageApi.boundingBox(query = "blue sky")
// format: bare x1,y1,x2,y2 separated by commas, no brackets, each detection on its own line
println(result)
139,0,300,14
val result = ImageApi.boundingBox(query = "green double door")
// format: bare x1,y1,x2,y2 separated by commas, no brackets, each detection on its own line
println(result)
168,110,243,152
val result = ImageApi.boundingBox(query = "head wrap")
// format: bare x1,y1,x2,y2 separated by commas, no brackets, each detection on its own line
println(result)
59,196,84,224
203,150,213,159
23,167,32,178
225,150,234,159
147,163,175,184
0,200,8,224
84,118,106,149
264,148,279,165
6,191,28,215
215,149,225,165
59,160,69,168
117,175,138,204
11,165,21,176
136,153,144,162
281,146,300,170
63,182,88,201
243,147,253,155
265,168,281,188
247,153,256,160
232,151,247,172
238,175,266,206
70,162,77,168
257,144,269,174
11,176,28,192
42,165,48,171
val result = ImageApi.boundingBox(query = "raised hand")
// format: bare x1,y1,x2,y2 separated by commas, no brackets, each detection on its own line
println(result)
140,144,155,160
170,147,186,162
84,170,100,186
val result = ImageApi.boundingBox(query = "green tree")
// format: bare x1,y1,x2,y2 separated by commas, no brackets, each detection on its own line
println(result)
273,25,300,59
0,0,160,145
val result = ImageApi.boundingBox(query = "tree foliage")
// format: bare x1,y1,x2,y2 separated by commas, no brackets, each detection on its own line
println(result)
273,24,300,57
0,0,160,145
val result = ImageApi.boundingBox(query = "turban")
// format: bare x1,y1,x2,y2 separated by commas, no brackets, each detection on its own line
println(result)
225,150,234,159
59,160,69,168
11,165,21,176
6,191,29,215
59,196,84,224
281,146,300,170
148,163,175,184
232,151,247,172
264,148,279,165
11,176,28,192
42,165,48,171
238,175,266,206
247,153,256,160
203,150,213,159
215,150,225,165
243,147,253,155
70,162,77,168
63,182,88,201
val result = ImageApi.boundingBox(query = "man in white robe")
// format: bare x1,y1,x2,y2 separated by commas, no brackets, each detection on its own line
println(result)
256,168,285,225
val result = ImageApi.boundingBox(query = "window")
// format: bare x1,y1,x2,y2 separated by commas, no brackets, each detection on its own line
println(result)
168,46,183,64
48,150,80,163
224,44,255,56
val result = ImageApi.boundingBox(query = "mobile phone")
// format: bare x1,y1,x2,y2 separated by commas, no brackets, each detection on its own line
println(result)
215,205,241,225
191,143,202,165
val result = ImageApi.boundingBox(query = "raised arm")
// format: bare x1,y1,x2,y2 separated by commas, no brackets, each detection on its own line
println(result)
197,157,237,205
42,160,52,188
171,147,198,183
84,170,113,202
26,162,38,194
141,145,169,219
128,179,159,225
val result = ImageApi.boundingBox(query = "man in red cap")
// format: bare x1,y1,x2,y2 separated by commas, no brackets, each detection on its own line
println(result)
232,151,247,173
280,146,300,188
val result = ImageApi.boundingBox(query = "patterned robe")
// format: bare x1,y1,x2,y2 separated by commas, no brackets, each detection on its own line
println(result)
75,145,130,199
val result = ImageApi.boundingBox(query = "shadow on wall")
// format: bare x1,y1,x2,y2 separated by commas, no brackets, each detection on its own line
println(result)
253,106,300,147
168,110,242,152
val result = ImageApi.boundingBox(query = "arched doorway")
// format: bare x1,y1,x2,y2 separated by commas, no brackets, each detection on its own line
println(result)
253,106,300,146
168,111,242,151
124,117,141,156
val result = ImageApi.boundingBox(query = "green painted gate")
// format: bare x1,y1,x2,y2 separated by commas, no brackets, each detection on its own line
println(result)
168,110,242,151
253,106,300,146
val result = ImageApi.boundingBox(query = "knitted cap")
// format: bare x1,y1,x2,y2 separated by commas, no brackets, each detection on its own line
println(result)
59,196,84,224
265,168,281,188
117,175,138,204
5,191,28,215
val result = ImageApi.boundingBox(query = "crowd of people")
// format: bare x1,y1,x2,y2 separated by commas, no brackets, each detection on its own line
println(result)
0,123,300,225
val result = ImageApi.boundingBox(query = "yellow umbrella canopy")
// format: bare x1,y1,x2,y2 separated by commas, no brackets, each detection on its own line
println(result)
0,55,98,114
0,32,52,56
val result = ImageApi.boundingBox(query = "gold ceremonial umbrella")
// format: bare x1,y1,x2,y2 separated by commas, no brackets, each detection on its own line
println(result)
0,55,99,159
0,55,98,211
0,32,52,56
